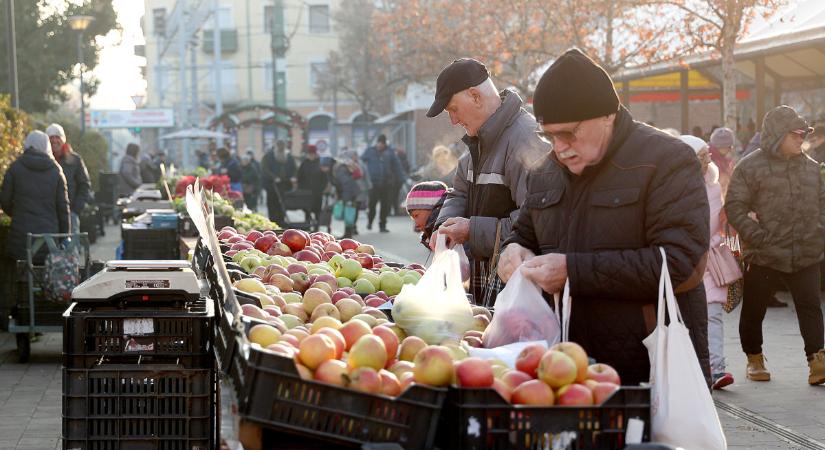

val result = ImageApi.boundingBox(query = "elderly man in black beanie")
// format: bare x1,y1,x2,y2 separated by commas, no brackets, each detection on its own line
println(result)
497,49,712,386
427,58,548,306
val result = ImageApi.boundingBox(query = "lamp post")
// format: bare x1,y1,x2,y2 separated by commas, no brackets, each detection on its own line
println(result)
68,15,94,135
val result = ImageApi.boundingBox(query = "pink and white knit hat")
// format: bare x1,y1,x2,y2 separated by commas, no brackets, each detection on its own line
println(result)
405,181,447,213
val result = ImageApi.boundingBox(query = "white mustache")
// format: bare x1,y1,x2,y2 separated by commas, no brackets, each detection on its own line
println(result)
557,150,577,159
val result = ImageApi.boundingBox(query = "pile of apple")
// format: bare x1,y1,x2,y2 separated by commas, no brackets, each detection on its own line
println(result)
458,342,622,407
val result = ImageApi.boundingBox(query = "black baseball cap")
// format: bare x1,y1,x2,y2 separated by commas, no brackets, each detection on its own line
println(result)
426,58,490,118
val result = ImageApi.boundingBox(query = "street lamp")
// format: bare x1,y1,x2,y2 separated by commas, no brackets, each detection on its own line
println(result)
68,15,94,135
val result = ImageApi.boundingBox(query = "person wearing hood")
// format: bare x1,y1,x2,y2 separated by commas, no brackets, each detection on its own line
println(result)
427,58,548,306
1,130,71,262
708,127,737,194
118,143,143,196
46,123,91,233
725,105,825,386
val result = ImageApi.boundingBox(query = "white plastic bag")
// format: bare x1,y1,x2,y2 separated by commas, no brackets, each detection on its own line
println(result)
392,235,474,344
643,248,726,449
482,267,560,348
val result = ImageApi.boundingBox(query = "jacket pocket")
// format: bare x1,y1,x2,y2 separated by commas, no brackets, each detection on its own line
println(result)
525,188,564,250
589,187,644,249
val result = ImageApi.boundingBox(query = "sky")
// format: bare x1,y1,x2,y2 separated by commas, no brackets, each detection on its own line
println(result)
89,0,146,110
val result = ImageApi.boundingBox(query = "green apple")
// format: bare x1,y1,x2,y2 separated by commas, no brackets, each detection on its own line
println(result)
402,273,420,285
282,292,303,304
379,266,396,273
285,257,298,265
357,271,380,289
353,278,376,296
337,259,363,281
379,272,404,296
240,256,262,274
336,277,352,288
232,250,251,264
328,254,346,271
309,268,328,276
308,263,332,273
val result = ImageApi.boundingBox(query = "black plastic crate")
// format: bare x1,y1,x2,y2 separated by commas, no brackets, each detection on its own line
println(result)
214,309,239,376
437,385,650,450
63,300,214,369
179,215,234,238
62,363,216,450
239,346,447,450
121,226,180,260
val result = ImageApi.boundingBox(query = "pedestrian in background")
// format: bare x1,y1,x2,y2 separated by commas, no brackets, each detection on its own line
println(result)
416,145,458,187
240,154,261,211
361,134,405,232
331,153,365,238
393,146,412,215
709,127,738,193
46,123,91,234
118,143,143,197
427,58,547,305
1,131,70,263
682,134,735,390
216,147,243,193
297,145,327,231
139,150,157,183
725,105,825,386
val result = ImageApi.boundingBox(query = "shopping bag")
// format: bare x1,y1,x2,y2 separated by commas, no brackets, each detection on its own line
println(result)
332,201,344,221
392,234,475,344
343,204,357,225
707,243,742,287
43,237,81,302
643,247,726,449
482,267,561,348
723,227,745,313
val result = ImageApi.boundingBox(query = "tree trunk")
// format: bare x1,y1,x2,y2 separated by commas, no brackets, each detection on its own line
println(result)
720,27,737,130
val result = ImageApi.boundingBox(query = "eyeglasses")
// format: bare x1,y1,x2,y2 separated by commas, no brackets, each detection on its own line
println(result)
790,129,810,139
536,121,583,146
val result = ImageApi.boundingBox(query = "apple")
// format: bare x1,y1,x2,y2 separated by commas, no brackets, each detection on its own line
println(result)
294,250,321,264
263,306,282,317
225,250,238,257
399,336,427,362
557,383,594,406
281,292,303,304
515,343,546,378
290,272,311,293
365,296,387,308
310,303,341,322
302,287,332,314
330,290,350,304
227,235,245,244
265,343,295,357
316,328,346,359
231,241,254,252
278,334,300,348
413,346,454,387
455,357,494,388
297,334,336,370
492,379,512,403
265,263,290,279
286,263,308,274
314,274,338,290
372,325,400,363
471,314,490,332
339,238,360,251
240,304,268,321
286,328,309,342
591,381,620,404
279,314,304,329
246,230,264,242
267,243,292,256
348,335,388,371
314,359,349,387
347,367,382,394
379,369,402,396
355,253,374,269
351,313,377,327
254,234,278,252
324,241,343,253
353,278,376,296
334,298,362,322
537,350,578,389
550,342,589,382
282,229,308,252
339,319,373,350
501,370,533,390
586,363,621,385
309,316,343,334
268,273,294,292
248,324,282,347
390,360,415,379
378,272,404,296
310,281,333,297
511,379,555,406
355,244,375,255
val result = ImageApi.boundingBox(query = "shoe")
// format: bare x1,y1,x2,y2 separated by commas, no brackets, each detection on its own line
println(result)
808,349,825,385
367,221,373,231
712,372,734,390
379,228,389,233
767,296,788,307
746,353,771,381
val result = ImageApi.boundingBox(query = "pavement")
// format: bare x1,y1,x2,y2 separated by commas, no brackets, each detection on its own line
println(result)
1,213,824,449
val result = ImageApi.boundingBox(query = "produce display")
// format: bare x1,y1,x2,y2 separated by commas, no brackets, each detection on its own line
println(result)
173,190,278,234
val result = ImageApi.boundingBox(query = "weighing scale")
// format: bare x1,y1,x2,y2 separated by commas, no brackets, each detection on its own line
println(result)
72,260,203,305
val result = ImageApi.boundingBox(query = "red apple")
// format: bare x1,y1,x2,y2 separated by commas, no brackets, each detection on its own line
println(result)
356,253,374,269
515,343,545,378
591,381,619,404
315,359,349,387
227,235,244,244
550,342,589,382
586,363,621,385
218,230,236,240
355,244,375,255
314,274,338,290
492,378,512,403
322,251,337,261
330,290,350,304
254,235,279,252
537,351,578,389
511,379,554,406
290,273,311,293
557,383,594,406
294,250,321,263
324,241,343,253
286,263,308,275
455,357,494,388
246,230,264,242
225,250,238,257
348,367,382,394
282,229,308,252
339,238,359,251
365,297,387,308
501,370,533,390
267,242,292,256
230,241,254,251
372,325,400,364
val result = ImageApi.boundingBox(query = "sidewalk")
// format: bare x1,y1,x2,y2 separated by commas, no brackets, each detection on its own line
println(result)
1,216,823,448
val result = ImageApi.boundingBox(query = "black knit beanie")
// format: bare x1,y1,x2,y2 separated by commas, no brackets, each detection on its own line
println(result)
533,49,620,124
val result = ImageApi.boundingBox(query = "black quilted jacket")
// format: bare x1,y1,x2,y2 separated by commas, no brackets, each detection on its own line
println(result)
506,108,711,386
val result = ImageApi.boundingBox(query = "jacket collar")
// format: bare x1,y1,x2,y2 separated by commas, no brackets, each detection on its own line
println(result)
553,106,634,177
461,89,524,152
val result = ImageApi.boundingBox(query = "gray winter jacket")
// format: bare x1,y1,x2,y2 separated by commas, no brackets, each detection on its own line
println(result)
118,154,142,196
435,90,548,259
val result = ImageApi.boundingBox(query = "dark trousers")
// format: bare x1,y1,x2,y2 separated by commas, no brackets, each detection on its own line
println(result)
367,186,393,229
740,263,825,358
245,193,258,212
265,186,284,224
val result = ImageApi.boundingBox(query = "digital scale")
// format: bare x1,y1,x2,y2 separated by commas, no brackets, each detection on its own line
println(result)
72,260,203,305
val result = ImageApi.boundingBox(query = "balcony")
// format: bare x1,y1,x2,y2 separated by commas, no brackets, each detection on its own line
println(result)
202,29,238,54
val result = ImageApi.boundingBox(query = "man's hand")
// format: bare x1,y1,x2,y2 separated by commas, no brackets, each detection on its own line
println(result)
497,243,536,282
521,253,568,294
439,217,470,245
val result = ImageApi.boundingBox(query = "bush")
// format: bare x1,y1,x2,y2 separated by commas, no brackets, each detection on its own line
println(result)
0,95,29,181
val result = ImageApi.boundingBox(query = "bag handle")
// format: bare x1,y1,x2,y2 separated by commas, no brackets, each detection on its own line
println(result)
657,247,684,327
481,220,504,306
553,278,571,342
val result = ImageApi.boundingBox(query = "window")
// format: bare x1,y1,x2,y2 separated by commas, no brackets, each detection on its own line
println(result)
207,6,233,29
309,61,329,89
308,5,330,34
264,5,274,33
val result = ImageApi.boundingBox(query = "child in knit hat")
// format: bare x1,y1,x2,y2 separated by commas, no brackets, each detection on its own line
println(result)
405,181,449,249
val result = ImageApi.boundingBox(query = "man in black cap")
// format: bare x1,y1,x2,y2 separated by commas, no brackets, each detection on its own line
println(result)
427,58,548,306
497,49,712,386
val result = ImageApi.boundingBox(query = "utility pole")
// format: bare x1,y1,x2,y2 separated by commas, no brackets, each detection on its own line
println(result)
213,0,224,147
270,0,288,148
5,0,19,108
178,1,189,167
